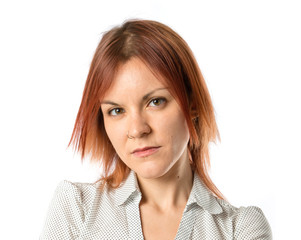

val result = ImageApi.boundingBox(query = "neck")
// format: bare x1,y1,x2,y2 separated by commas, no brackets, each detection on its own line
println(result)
136,151,193,212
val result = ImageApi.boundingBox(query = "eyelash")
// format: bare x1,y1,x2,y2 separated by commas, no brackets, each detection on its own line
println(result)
107,97,167,116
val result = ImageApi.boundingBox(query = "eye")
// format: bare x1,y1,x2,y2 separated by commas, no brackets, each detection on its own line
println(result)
148,98,166,107
108,108,125,116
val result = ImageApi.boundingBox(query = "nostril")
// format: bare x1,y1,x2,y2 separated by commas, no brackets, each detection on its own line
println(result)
127,120,151,138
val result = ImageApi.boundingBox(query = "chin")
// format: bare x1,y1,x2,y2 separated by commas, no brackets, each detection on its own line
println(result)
134,162,173,180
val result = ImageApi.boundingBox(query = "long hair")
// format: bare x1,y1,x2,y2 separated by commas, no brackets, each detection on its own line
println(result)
69,19,224,199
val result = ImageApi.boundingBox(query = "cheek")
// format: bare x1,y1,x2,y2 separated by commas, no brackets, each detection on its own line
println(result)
103,119,125,151
172,117,190,148
158,109,190,148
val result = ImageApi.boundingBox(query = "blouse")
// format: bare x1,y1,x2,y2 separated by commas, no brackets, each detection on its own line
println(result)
40,170,272,239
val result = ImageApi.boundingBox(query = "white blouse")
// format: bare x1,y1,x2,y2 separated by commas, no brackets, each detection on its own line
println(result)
40,171,272,239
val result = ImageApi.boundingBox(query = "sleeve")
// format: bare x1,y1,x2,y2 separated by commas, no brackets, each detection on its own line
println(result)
234,206,272,240
39,181,85,240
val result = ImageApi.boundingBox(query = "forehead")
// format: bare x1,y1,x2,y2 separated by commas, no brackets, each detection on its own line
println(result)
103,58,167,99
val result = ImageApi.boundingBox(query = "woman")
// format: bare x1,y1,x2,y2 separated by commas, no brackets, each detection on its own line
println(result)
40,19,272,239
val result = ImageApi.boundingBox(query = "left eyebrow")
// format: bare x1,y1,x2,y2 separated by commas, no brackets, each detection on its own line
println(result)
100,87,168,105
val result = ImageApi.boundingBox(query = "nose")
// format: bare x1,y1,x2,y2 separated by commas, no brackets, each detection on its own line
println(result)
127,111,151,139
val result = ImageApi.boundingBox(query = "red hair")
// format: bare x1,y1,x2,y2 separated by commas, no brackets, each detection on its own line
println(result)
69,19,224,199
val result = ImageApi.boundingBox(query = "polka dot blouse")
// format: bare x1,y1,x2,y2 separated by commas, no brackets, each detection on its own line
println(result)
40,171,272,239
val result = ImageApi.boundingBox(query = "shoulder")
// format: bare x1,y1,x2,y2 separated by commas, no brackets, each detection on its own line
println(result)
40,180,100,239
51,180,99,215
216,199,273,240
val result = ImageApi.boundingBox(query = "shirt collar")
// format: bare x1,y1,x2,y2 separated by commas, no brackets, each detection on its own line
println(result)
114,170,223,215
114,170,141,206
186,172,223,215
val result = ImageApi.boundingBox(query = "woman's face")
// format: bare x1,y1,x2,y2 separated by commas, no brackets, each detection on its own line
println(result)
100,58,190,179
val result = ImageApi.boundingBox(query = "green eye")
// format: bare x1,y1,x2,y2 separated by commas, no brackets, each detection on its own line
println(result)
108,108,124,116
149,98,166,107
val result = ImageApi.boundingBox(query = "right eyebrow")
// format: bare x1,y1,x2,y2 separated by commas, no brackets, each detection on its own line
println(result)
100,100,119,106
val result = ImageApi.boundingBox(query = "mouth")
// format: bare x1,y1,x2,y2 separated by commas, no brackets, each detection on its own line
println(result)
131,146,161,158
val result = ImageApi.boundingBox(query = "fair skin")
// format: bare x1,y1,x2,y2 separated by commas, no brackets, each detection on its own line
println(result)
100,58,193,240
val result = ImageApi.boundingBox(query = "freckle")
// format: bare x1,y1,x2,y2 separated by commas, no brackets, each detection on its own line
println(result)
177,175,179,179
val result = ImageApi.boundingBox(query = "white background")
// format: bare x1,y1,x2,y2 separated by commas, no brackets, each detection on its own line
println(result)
0,0,300,239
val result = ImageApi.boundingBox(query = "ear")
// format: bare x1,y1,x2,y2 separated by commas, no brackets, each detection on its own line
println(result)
189,101,199,120
191,111,199,121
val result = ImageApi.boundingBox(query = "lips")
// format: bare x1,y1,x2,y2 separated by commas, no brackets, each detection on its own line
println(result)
132,146,161,157
132,146,158,153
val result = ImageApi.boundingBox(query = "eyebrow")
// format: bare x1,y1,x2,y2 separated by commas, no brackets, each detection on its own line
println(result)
100,87,168,106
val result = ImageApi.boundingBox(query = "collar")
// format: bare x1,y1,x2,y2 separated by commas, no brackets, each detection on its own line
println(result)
114,170,141,206
114,170,223,215
186,172,223,214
